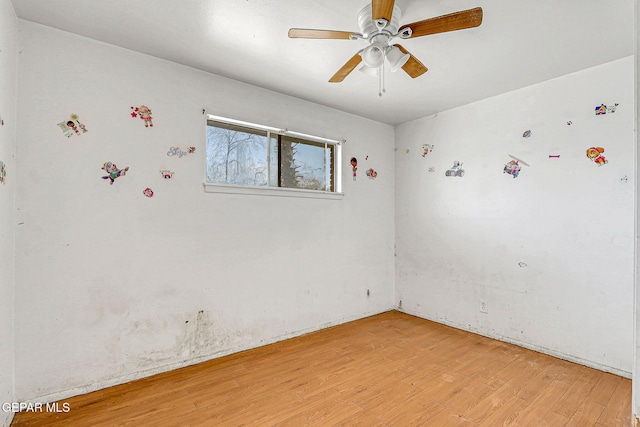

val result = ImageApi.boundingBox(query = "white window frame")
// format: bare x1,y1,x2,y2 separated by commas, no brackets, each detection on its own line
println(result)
204,114,344,200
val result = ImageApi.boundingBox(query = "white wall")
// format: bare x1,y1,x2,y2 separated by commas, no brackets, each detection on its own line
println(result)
0,0,17,425
14,21,395,402
10,11,637,410
633,0,639,417
395,57,635,376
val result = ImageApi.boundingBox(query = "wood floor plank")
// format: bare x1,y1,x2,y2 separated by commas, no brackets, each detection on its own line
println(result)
303,396,362,425
348,376,421,412
565,400,606,427
479,395,530,426
378,392,446,426
482,352,545,391
515,364,566,402
551,366,600,418
272,413,310,427
513,379,572,425
456,354,508,379
588,372,626,406
447,379,498,418
335,410,388,427
538,410,571,426
596,377,633,426
11,311,632,427
463,381,520,423
420,407,480,426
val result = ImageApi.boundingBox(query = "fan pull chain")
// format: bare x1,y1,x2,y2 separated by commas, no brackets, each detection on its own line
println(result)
378,64,385,97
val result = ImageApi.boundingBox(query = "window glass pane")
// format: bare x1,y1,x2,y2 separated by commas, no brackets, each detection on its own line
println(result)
279,136,327,191
206,122,268,186
326,144,334,192
268,134,278,187
205,116,340,194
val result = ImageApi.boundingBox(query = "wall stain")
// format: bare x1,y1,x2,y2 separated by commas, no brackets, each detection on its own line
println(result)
177,309,217,358
111,309,238,375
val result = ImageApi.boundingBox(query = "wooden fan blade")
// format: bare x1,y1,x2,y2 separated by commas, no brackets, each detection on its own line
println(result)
372,0,395,22
399,7,483,38
288,28,355,40
329,54,363,83
393,44,428,78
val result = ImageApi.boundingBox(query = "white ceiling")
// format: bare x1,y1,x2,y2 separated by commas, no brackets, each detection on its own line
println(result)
11,0,634,125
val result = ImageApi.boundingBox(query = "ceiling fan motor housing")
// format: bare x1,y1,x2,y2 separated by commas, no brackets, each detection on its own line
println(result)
358,4,402,38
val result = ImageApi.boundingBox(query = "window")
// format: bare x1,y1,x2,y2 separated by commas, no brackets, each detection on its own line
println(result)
205,116,342,198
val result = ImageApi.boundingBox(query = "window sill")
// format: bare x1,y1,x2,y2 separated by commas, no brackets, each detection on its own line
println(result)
203,183,344,200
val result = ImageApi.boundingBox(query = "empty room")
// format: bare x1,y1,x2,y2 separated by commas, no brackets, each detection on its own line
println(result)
0,0,639,425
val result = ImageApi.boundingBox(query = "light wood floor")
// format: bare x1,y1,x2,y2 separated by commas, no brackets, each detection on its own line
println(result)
12,310,632,426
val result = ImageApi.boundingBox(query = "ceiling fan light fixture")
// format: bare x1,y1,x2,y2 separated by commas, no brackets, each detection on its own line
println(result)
386,45,410,72
358,63,379,77
360,42,385,68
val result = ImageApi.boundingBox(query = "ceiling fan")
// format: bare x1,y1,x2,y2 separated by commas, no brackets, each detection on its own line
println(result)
288,0,483,96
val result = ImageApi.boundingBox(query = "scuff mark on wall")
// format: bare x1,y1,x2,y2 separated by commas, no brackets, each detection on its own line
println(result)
177,309,217,358
113,309,225,373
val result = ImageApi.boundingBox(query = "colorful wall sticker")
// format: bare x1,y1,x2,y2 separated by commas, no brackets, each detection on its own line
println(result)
143,188,154,197
522,130,532,138
101,162,129,185
366,168,377,179
131,105,153,128
586,147,608,166
503,155,529,178
160,169,174,179
595,103,619,115
445,161,464,177
0,161,5,184
167,146,195,158
422,144,434,157
57,113,88,137
350,157,357,180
